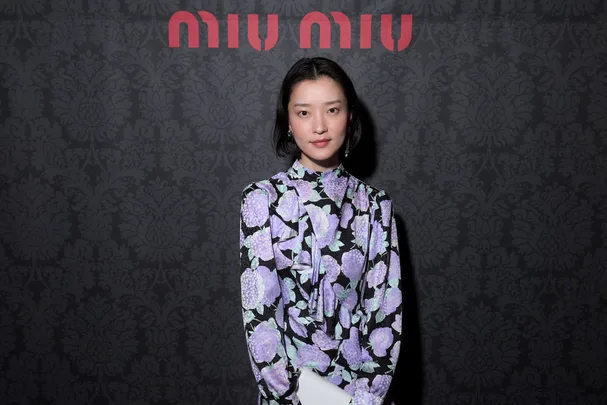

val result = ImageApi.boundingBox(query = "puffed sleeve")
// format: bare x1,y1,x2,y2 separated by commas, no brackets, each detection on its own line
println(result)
350,190,403,405
239,183,299,404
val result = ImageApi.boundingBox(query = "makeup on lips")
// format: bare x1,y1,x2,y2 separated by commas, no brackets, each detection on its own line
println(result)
311,139,331,148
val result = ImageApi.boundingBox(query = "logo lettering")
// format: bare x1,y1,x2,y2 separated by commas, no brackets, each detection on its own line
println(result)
168,11,278,50
168,11,412,51
248,14,279,51
380,14,412,51
300,11,351,49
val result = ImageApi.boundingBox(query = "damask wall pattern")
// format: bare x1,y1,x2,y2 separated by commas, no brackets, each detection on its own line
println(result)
0,0,606,404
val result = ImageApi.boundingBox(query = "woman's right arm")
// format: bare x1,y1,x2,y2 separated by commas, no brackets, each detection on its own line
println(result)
240,183,299,404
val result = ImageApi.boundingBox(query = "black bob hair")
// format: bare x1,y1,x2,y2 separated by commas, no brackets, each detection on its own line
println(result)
272,57,363,158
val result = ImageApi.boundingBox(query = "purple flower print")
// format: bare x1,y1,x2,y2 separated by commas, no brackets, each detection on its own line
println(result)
306,205,329,238
353,187,370,211
340,202,354,228
249,353,262,381
342,249,365,281
241,268,263,310
344,380,356,395
364,286,385,313
352,390,379,405
277,235,299,254
388,251,400,280
312,329,339,351
280,277,295,304
321,279,336,317
368,220,384,260
299,250,311,264
333,282,344,297
317,213,339,247
250,228,273,261
292,179,313,201
273,246,291,270
327,373,342,386
255,181,277,201
361,347,373,363
339,306,351,328
369,327,394,357
295,343,331,372
257,266,281,306
249,321,281,363
276,297,284,328
240,160,403,404
390,221,397,245
281,219,306,253
324,174,348,201
391,314,402,334
260,359,290,396
380,199,392,227
380,287,402,316
354,377,370,390
288,307,308,338
366,262,387,288
371,375,391,396
242,189,269,227
270,215,289,239
341,328,362,368
277,190,299,222
333,284,358,311
352,214,370,247
343,289,358,311
322,255,340,282
390,341,401,360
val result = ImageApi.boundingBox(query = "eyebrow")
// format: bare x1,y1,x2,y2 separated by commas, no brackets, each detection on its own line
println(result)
292,100,343,107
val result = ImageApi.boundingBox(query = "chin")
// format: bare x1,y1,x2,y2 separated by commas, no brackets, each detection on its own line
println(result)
301,148,341,162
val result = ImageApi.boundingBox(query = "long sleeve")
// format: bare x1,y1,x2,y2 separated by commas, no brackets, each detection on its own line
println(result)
239,184,299,404
350,191,403,405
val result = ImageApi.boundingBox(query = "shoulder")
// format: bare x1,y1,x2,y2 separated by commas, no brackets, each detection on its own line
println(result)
347,173,393,206
241,170,290,203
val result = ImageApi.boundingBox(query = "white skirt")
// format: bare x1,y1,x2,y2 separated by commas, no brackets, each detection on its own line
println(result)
297,368,353,405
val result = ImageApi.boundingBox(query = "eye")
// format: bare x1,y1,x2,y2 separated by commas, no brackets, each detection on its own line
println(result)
298,111,308,117
328,107,339,114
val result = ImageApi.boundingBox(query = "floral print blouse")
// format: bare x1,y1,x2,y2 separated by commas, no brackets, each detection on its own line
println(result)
239,159,402,405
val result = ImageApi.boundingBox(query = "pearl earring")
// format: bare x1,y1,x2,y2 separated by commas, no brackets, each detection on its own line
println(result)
345,138,350,157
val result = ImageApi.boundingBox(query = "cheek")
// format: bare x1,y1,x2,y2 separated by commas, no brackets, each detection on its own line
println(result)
331,117,348,134
290,122,308,139
291,128,307,148
336,113,349,127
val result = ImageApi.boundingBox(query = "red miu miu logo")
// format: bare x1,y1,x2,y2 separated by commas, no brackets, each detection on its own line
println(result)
168,11,412,51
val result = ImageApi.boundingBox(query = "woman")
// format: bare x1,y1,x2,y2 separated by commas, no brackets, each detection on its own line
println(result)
239,57,402,405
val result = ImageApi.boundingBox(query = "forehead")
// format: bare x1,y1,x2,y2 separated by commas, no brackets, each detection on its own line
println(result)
289,77,346,104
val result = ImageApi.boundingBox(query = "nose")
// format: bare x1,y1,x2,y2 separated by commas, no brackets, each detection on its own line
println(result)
313,115,327,134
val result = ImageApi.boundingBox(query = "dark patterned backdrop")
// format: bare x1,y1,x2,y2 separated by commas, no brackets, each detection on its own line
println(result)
1,0,606,404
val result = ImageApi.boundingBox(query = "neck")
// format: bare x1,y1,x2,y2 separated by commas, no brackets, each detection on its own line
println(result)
298,154,340,172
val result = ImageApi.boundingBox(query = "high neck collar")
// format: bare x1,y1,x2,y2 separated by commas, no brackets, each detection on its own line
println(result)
287,159,345,183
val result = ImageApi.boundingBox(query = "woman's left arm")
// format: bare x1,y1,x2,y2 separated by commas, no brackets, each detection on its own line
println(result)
350,190,403,405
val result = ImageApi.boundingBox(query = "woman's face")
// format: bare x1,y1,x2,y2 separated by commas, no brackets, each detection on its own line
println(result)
288,76,350,171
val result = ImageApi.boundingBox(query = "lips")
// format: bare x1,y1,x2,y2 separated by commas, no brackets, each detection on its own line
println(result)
311,139,331,148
